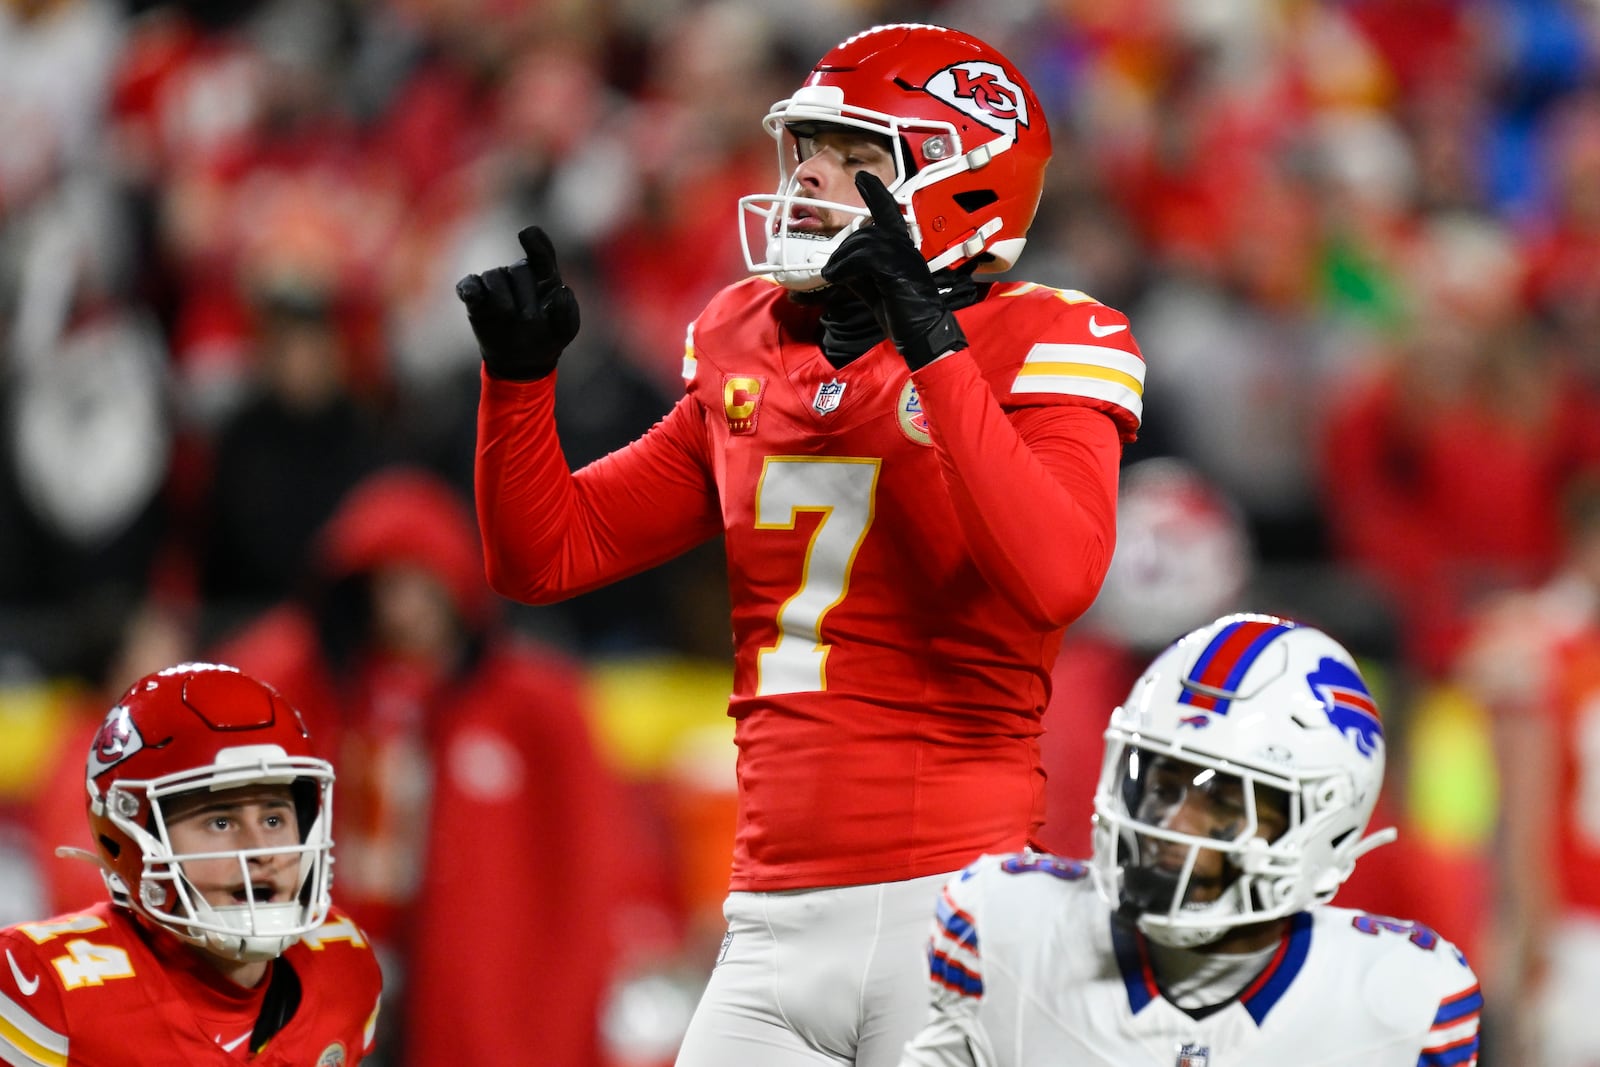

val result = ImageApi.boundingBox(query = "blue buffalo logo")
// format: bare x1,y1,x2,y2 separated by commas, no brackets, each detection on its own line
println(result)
1305,657,1382,758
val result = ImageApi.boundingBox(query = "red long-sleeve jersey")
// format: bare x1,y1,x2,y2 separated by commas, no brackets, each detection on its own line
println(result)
478,277,1143,890
0,903,380,1066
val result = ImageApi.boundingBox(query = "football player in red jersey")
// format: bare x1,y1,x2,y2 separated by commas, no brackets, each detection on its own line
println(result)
458,23,1145,1066
0,663,382,1065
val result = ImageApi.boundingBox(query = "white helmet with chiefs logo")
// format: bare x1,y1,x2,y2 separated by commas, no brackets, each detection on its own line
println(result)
740,23,1052,290
84,662,335,961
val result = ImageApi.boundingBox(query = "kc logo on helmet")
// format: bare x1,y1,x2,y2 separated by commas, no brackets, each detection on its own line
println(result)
87,704,144,778
924,62,1030,137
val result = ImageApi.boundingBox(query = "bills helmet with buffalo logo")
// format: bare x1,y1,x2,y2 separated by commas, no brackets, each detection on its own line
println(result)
1090,615,1397,948
740,23,1051,289
84,662,335,961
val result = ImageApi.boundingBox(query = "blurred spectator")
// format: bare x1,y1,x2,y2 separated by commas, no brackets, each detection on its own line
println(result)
212,466,660,1067
1092,10,1357,561
1319,213,1600,674
1456,477,1600,1066
1522,90,1600,384
189,283,389,631
0,0,124,223
595,1,793,391
377,35,623,393
108,0,401,422
0,169,173,679
1342,0,1485,101
374,30,650,492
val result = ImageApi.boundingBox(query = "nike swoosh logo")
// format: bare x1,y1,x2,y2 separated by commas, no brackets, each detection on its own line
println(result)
6,949,40,997
221,1033,251,1052
1087,315,1127,338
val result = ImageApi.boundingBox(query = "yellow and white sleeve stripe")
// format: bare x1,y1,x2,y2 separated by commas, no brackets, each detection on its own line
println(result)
0,990,67,1067
1009,342,1145,424
681,322,697,383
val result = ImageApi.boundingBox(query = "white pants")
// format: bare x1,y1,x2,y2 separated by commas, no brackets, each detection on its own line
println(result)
674,871,956,1067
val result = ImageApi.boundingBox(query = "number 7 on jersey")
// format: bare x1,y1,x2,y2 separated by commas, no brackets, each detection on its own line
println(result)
755,457,881,696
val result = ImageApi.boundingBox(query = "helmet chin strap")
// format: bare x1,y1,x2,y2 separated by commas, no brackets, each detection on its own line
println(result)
54,845,102,866
925,217,1004,272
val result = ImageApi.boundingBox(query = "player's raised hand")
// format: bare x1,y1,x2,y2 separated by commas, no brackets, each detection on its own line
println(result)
455,226,580,381
820,172,968,370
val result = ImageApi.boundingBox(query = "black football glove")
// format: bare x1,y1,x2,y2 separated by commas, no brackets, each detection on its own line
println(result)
820,172,968,370
455,226,580,381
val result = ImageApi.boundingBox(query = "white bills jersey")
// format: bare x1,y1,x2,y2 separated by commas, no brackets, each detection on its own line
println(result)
898,853,1481,1067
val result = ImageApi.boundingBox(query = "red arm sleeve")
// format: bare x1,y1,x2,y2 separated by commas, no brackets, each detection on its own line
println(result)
474,371,724,603
912,352,1122,630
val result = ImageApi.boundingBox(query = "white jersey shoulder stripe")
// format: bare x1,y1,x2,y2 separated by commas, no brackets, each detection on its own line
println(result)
930,884,984,998
0,989,68,1067
1011,342,1145,422
1017,343,1144,384
1420,982,1482,1065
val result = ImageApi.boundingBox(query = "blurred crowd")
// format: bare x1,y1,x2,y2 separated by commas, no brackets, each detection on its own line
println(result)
5,0,1600,1063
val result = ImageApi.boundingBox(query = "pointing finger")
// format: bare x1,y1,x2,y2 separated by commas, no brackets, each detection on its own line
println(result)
517,226,562,284
854,172,909,239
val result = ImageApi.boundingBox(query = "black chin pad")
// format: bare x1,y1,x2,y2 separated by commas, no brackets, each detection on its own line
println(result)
1120,865,1183,918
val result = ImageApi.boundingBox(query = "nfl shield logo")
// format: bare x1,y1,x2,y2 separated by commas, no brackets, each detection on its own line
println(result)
1175,1043,1209,1067
813,378,847,415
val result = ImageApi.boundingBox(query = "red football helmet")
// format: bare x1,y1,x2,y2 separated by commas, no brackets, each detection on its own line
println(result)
740,23,1052,290
85,663,335,961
